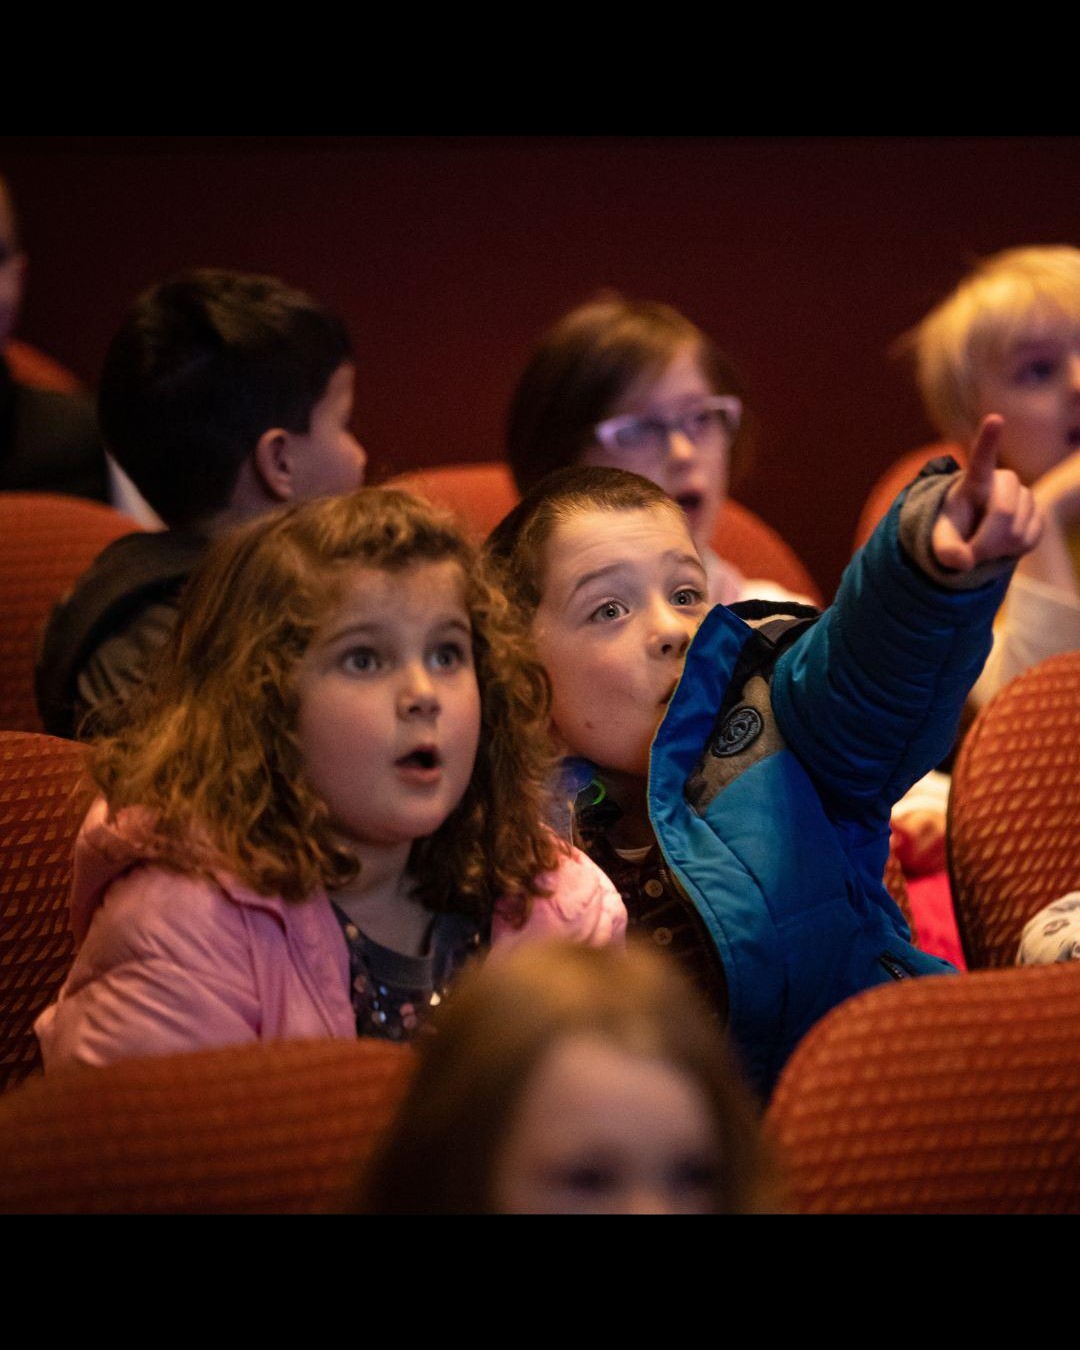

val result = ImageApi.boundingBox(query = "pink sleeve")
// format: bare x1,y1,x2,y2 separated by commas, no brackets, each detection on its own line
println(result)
35,868,265,1070
490,845,627,953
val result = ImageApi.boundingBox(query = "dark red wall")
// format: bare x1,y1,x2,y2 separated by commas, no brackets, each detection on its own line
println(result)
3,135,1076,597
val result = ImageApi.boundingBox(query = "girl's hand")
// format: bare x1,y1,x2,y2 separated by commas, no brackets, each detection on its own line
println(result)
932,414,1044,572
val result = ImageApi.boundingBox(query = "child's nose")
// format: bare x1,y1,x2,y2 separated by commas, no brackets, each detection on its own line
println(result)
665,426,697,463
650,609,694,659
398,666,439,718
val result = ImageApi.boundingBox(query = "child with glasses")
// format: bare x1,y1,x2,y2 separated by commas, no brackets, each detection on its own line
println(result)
487,415,1041,1098
505,293,810,607
35,488,625,1069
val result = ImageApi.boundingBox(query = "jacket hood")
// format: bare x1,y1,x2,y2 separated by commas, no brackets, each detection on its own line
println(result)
69,798,287,947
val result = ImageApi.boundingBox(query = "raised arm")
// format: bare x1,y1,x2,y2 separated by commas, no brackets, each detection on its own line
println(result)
771,416,1042,818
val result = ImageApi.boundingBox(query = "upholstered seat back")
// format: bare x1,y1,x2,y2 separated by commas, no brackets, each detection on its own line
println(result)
766,961,1080,1214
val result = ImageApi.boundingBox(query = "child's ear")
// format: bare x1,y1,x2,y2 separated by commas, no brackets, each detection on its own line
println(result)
253,427,296,502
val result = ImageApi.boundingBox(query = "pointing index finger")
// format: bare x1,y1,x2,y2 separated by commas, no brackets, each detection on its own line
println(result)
964,413,1004,494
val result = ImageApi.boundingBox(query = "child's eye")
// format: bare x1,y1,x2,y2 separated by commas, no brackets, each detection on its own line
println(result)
683,409,715,436
1014,356,1059,385
668,1155,720,1197
341,647,380,675
611,418,657,452
671,586,704,607
556,1163,618,1197
588,599,628,623
430,642,469,671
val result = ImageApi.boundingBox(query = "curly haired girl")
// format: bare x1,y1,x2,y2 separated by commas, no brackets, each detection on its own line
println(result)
36,488,624,1067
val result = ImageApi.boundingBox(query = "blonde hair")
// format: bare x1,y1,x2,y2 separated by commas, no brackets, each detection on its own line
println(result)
89,488,561,919
912,245,1080,442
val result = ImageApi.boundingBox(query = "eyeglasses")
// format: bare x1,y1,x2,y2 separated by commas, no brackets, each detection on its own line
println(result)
593,395,743,459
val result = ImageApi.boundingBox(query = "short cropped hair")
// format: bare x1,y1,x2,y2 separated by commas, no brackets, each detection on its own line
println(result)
912,245,1080,443
97,268,352,529
486,463,682,619
89,487,561,917
360,938,776,1214
505,294,751,496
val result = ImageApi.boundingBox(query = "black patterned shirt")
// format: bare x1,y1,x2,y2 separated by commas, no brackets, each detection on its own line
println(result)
573,789,730,1023
331,903,483,1042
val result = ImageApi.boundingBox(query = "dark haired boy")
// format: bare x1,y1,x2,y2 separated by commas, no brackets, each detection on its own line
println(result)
36,267,366,738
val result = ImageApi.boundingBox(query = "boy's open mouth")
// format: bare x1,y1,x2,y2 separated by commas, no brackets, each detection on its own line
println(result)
675,491,703,516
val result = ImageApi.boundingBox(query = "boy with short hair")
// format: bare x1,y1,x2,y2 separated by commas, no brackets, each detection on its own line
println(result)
35,267,366,739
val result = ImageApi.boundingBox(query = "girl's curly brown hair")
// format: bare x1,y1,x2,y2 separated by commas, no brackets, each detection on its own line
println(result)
89,488,562,922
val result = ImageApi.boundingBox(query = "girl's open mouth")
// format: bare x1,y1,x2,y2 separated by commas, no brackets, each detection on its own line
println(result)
397,747,441,771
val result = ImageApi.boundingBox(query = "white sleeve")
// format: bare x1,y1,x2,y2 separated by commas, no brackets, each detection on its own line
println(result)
972,574,1080,708
891,769,950,822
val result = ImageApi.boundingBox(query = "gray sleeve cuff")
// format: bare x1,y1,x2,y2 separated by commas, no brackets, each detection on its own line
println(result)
898,469,1016,591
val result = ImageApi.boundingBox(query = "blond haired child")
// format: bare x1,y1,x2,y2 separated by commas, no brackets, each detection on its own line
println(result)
886,247,1080,906
914,244,1080,705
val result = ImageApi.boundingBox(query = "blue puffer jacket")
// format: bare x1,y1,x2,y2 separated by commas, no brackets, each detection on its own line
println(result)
648,464,1011,1097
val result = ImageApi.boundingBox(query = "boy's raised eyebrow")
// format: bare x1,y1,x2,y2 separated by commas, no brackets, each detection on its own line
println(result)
567,551,706,599
567,562,628,598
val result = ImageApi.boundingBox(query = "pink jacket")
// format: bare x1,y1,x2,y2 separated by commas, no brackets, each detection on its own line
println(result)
35,800,626,1070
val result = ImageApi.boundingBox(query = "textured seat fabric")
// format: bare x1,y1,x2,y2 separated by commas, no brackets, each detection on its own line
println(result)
0,493,140,732
851,443,965,555
711,498,822,606
0,731,86,1091
0,1036,415,1213
883,839,914,935
383,462,519,541
765,961,1080,1214
384,461,823,604
948,650,1080,969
